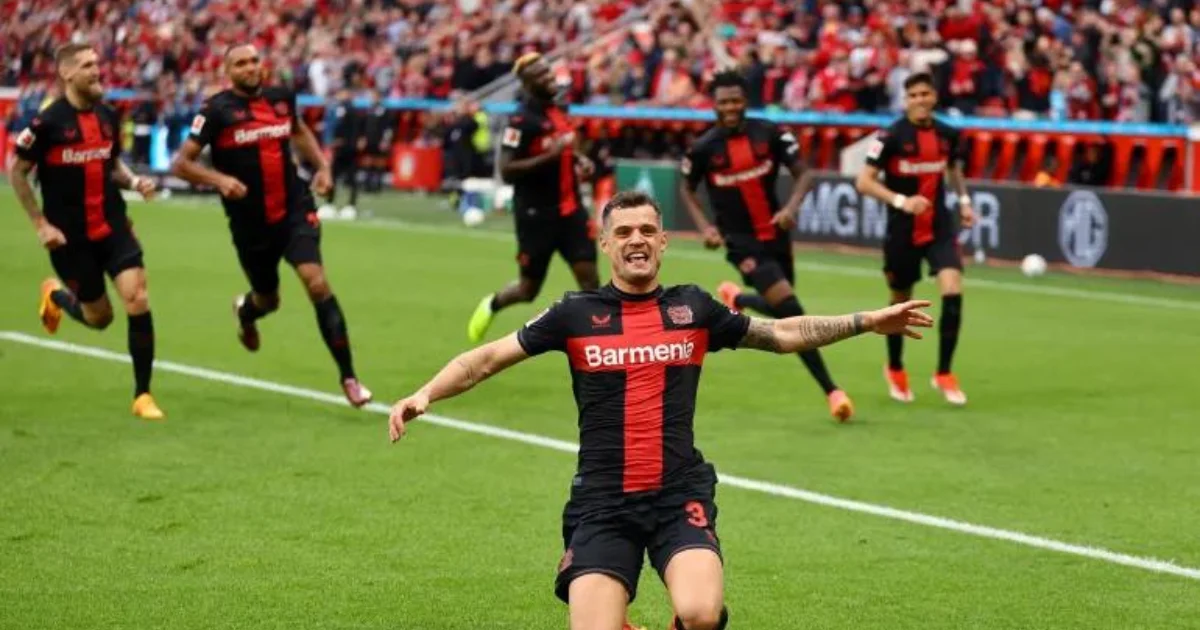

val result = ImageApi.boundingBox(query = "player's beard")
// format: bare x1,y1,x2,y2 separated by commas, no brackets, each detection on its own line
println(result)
234,76,262,95
70,78,104,106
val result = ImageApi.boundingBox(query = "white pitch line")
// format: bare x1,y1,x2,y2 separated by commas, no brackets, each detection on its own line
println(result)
4,330,1199,582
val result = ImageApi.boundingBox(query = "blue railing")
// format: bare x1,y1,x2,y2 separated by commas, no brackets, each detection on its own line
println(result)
101,89,1190,139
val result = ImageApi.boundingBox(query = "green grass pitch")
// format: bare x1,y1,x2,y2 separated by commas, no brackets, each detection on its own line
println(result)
1,190,1198,629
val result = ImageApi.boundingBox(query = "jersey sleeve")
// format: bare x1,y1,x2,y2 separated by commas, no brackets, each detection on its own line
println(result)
13,116,50,163
945,124,966,166
681,140,708,189
770,124,802,170
499,115,534,157
288,91,300,125
516,297,570,356
187,100,218,148
698,290,751,352
106,107,123,158
863,126,896,170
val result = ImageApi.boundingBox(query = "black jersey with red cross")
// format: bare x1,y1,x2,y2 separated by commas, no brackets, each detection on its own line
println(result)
864,117,965,246
14,98,126,242
682,119,801,242
499,96,583,222
187,86,310,238
517,283,750,497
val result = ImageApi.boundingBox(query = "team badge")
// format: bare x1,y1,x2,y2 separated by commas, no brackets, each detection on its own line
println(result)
191,114,206,134
667,305,694,326
680,157,692,175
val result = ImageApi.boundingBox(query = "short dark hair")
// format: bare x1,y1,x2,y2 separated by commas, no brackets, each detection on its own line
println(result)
55,43,93,69
710,68,748,95
903,72,935,91
601,190,662,225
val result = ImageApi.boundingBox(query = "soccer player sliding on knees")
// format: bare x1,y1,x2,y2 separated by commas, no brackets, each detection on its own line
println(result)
388,191,933,630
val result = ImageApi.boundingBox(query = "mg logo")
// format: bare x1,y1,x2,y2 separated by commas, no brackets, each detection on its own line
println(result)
1058,190,1108,268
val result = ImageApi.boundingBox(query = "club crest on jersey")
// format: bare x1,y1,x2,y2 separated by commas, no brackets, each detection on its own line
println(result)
502,127,522,148
15,127,35,149
191,114,206,134
667,305,694,325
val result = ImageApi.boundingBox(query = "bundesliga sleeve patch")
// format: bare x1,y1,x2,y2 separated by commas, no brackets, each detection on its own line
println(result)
15,127,35,149
680,157,692,175
190,114,206,134
865,135,885,160
501,126,522,148
779,132,799,155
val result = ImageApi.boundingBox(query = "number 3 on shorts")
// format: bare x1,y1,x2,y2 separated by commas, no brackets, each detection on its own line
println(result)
684,501,708,528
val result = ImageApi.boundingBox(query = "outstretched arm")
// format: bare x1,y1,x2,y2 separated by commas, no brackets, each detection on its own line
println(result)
389,333,531,441
739,300,934,353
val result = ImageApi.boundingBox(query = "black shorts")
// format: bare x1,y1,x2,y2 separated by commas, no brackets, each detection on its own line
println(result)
333,150,358,179
515,211,597,282
554,467,722,604
49,226,144,303
234,213,322,296
724,234,794,293
883,234,963,291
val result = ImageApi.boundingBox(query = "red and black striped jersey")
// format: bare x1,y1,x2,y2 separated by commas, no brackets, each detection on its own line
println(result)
864,117,965,246
517,284,750,497
499,96,582,222
187,87,309,237
14,99,126,242
682,119,801,242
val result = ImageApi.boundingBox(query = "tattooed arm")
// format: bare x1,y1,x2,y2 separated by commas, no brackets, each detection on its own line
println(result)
739,301,936,353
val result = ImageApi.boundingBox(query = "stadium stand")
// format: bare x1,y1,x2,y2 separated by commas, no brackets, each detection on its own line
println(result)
2,0,1199,189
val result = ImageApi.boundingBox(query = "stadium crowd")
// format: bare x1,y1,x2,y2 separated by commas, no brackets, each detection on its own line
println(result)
4,0,1199,166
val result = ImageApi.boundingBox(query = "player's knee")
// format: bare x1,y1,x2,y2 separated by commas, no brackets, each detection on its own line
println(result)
87,307,115,330
304,276,332,301
123,286,150,314
674,601,726,630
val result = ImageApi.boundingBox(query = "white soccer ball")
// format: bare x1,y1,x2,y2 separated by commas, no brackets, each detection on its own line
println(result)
338,206,358,221
317,204,338,220
1021,254,1047,277
462,206,486,227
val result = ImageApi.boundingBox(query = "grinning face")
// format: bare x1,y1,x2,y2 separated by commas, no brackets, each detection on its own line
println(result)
61,49,103,103
600,204,667,290
226,45,263,95
904,81,937,124
713,85,747,129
